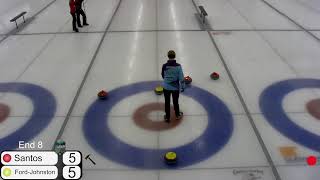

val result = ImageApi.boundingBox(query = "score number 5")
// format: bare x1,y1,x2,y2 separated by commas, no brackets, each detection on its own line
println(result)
63,151,82,165
62,151,82,179
63,166,81,179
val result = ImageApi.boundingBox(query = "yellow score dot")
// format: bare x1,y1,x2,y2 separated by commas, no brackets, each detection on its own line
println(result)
165,152,177,160
3,168,11,177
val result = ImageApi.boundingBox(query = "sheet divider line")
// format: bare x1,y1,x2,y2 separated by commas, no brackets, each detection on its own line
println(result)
190,0,282,180
208,27,283,180
206,31,283,180
0,0,58,44
260,0,320,42
52,0,123,150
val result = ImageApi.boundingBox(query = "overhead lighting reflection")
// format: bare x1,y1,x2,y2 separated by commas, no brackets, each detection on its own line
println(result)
169,1,184,60
127,2,144,81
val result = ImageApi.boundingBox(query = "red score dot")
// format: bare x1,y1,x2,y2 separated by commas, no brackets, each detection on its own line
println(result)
306,156,317,166
3,154,11,163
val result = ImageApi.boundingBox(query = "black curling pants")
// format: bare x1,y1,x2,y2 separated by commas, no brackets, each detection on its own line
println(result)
71,13,77,30
163,89,180,120
76,9,87,26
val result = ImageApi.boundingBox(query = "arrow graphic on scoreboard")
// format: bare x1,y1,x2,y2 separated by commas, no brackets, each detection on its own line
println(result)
85,154,96,165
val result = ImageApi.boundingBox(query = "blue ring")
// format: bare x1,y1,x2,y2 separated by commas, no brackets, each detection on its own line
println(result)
260,79,320,152
0,83,56,151
83,81,233,169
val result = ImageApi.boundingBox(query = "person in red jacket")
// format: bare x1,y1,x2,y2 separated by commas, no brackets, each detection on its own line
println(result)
69,0,78,32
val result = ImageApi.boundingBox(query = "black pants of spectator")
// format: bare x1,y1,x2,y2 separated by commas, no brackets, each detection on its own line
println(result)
76,9,87,26
163,89,180,120
70,13,77,31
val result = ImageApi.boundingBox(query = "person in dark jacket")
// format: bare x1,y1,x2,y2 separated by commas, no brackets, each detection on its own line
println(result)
161,50,185,123
75,0,89,27
69,0,78,32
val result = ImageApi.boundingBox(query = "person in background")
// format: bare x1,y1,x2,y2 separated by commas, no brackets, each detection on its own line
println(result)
75,0,89,27
69,0,78,32
161,50,185,123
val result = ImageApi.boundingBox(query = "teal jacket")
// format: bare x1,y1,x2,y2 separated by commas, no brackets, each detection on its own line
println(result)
161,60,185,91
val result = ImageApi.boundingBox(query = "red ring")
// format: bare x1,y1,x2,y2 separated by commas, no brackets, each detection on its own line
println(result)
133,102,183,131
306,99,320,120
0,103,10,123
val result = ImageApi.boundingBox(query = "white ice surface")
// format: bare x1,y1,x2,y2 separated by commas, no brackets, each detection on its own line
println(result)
18,0,70,34
260,31,320,78
277,165,320,180
0,0,320,179
0,0,52,34
62,114,269,170
253,114,320,166
283,89,320,113
0,34,53,82
72,31,245,116
196,0,297,30
0,117,65,150
160,167,275,180
311,31,320,39
265,0,320,29
228,0,297,30
72,32,158,116
109,0,157,31
17,33,102,116
82,170,158,180
213,31,298,113
157,0,201,30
